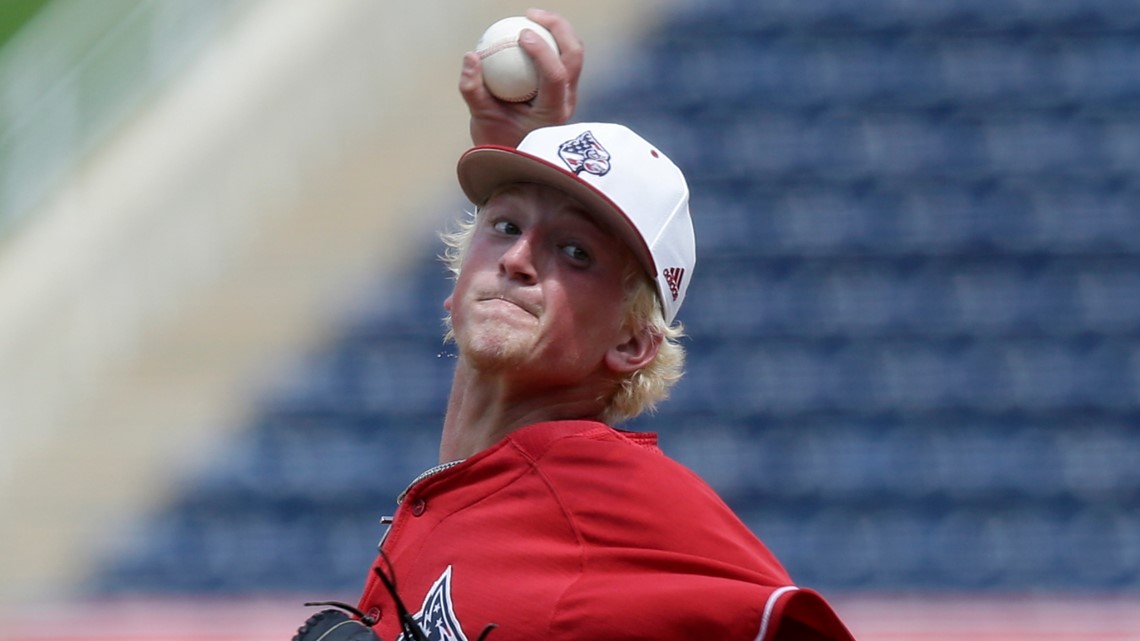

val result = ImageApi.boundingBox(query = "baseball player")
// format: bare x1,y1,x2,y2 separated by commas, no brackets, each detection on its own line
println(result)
294,9,855,641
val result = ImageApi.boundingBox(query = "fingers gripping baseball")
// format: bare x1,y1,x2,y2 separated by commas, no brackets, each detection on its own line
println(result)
462,8,583,147
531,8,583,113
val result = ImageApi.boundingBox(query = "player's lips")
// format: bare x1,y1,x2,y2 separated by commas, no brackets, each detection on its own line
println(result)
476,294,539,317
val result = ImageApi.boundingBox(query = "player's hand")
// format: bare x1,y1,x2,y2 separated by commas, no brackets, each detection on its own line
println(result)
460,8,584,148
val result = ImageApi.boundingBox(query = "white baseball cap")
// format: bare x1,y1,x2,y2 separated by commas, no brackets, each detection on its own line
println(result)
456,122,696,325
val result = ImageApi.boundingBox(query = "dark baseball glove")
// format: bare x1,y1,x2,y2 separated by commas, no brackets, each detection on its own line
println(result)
292,606,381,641
294,554,494,641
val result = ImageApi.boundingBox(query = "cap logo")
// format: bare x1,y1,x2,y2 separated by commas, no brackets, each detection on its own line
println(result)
558,131,611,177
663,267,685,301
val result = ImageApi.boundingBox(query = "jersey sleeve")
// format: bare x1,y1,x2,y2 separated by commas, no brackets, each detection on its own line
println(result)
761,586,856,641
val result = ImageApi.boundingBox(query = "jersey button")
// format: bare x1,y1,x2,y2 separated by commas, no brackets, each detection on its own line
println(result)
367,606,381,623
411,498,427,517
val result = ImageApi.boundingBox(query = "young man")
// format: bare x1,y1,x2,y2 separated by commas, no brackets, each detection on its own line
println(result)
294,10,854,641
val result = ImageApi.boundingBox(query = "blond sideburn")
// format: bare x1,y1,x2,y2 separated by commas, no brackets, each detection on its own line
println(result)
440,211,686,424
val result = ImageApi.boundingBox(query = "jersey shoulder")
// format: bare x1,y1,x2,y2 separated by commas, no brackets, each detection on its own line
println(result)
513,421,790,580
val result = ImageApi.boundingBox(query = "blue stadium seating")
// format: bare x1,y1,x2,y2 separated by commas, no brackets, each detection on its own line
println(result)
90,0,1140,595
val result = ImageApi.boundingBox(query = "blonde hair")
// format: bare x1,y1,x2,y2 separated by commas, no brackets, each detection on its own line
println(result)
440,211,686,424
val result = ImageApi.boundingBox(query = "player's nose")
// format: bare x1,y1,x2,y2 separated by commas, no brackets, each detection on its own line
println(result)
499,234,538,284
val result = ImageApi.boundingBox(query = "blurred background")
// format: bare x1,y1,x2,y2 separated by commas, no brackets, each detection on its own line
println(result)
1,0,1139,639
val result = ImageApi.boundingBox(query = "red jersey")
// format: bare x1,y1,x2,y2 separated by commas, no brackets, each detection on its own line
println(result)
357,420,854,641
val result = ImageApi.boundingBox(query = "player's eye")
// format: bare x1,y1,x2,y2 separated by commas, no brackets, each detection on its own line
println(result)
492,220,521,235
561,243,590,263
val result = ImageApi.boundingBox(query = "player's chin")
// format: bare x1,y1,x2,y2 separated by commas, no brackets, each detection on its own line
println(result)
456,329,533,372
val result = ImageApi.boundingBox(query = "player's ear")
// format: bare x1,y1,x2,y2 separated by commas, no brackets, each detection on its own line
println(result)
605,325,661,374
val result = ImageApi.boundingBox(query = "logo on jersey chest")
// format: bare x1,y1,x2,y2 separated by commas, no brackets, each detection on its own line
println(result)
397,566,469,641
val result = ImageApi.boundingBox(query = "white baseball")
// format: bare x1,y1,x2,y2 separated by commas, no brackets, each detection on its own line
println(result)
475,16,559,102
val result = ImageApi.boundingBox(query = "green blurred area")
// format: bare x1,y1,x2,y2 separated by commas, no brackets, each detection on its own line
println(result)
0,0,52,49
